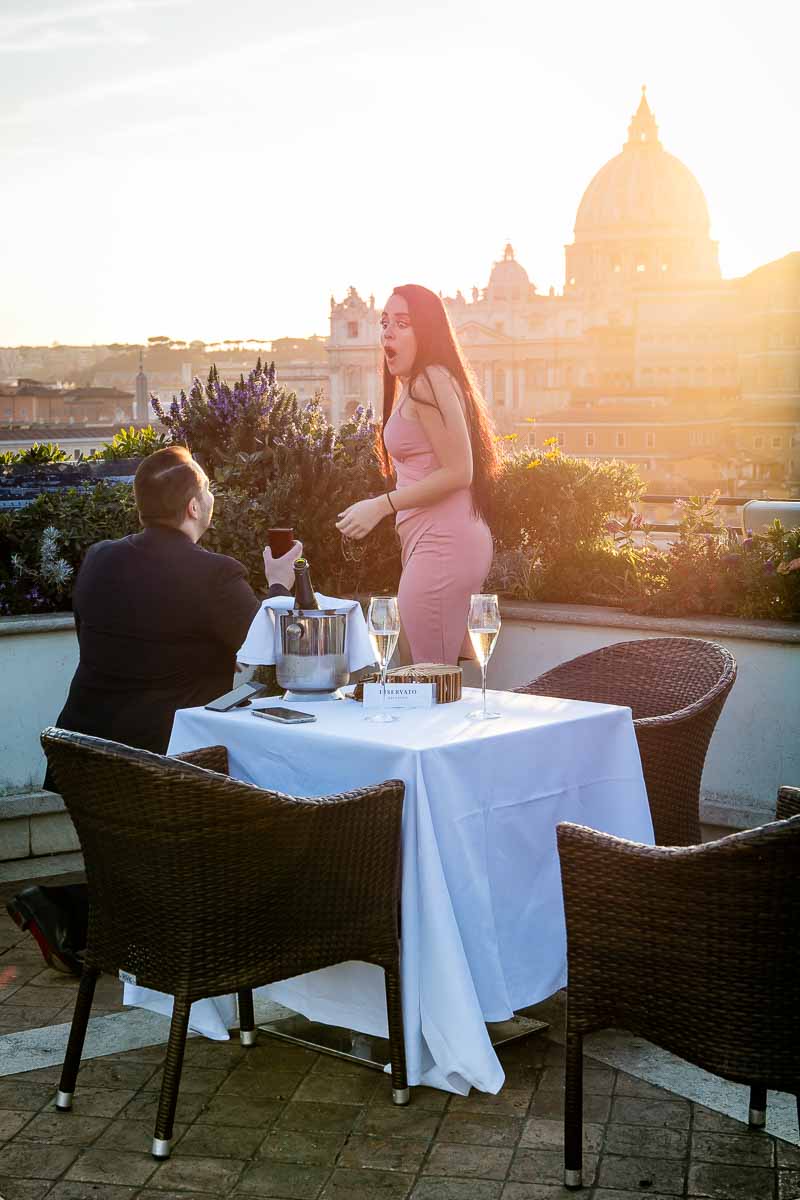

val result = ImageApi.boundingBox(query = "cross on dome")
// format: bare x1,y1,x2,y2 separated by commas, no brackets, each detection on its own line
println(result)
625,84,661,149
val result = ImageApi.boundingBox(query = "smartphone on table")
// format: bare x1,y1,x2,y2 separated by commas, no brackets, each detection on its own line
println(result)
204,682,266,712
251,707,317,725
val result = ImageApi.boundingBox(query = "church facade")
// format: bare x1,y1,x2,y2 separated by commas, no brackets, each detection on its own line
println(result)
326,90,799,497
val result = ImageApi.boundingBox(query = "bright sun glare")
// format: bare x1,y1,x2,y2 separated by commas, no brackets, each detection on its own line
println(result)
0,0,797,345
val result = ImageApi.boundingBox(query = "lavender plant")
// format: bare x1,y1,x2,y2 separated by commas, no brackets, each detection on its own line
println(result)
151,360,283,466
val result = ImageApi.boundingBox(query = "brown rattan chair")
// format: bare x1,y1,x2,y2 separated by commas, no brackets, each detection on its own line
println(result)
515,637,737,845
41,726,408,1159
556,803,800,1190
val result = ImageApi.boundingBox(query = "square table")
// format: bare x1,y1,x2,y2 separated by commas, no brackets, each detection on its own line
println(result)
126,687,653,1095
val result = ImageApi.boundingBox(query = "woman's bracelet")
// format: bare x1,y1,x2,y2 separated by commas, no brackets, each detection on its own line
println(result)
385,492,396,514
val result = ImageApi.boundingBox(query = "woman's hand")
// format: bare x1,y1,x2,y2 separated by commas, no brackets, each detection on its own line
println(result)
335,497,390,541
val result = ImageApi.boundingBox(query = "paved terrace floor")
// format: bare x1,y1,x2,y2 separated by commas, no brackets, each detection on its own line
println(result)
0,873,797,1200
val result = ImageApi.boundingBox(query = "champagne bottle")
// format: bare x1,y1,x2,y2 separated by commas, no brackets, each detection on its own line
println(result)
293,557,320,610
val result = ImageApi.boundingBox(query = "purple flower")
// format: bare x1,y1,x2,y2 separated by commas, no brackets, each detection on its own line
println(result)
763,561,776,575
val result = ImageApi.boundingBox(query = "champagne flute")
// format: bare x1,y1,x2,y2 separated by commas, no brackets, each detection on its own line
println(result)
467,594,502,721
366,596,401,724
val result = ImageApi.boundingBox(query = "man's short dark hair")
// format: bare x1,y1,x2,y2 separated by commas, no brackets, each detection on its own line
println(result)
133,446,204,528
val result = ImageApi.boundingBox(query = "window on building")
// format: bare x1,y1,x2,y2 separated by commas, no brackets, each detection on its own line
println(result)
772,435,782,448
615,431,626,449
646,431,656,449
585,431,596,449
753,436,764,449
347,321,358,338
73,449,81,460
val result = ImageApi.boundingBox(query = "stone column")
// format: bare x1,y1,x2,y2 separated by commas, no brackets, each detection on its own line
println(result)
329,367,344,427
483,363,494,406
505,366,515,409
517,365,526,412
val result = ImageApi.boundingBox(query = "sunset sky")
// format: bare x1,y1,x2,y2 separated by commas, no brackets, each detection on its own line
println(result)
1,0,797,347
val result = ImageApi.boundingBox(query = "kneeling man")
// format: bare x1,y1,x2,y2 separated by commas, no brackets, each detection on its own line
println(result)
8,446,299,970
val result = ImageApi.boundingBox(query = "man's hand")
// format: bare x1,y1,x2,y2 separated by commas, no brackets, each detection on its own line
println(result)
263,540,303,591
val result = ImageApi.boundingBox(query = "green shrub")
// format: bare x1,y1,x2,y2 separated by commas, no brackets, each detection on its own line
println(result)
1,379,797,624
633,500,800,621
88,425,168,460
0,483,138,615
492,440,644,558
204,406,402,599
0,442,70,467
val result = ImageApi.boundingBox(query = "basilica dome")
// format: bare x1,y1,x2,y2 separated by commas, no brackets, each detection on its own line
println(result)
486,244,534,301
565,89,720,294
574,89,711,238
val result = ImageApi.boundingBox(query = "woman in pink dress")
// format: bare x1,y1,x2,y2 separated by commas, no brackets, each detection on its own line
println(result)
336,284,499,664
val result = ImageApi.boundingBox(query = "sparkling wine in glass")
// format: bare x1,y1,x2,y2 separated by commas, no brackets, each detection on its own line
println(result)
467,594,502,721
366,596,401,724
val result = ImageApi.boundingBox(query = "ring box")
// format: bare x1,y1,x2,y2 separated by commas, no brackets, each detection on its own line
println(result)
267,528,294,557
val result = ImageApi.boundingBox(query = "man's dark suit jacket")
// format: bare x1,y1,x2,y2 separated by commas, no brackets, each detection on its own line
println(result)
54,524,286,758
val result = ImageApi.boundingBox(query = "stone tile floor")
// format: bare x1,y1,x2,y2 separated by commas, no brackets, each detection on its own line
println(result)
1,876,797,1200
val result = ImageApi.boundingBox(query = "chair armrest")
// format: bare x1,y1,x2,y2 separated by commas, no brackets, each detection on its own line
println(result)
777,786,800,821
171,745,229,775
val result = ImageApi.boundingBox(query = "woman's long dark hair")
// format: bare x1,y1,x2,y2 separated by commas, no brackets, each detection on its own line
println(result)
378,284,499,524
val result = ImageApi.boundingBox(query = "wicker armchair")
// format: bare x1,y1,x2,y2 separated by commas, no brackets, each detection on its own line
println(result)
556,804,800,1189
515,637,736,845
41,727,408,1159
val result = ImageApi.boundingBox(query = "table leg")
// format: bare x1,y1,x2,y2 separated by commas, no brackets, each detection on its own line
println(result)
257,1012,549,1073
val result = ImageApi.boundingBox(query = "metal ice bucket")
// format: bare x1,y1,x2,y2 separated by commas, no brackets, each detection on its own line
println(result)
275,608,349,696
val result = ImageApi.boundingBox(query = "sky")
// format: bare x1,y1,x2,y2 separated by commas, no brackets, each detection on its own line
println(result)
1,0,798,346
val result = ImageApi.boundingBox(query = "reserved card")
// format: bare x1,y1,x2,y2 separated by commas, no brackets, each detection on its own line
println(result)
362,682,435,710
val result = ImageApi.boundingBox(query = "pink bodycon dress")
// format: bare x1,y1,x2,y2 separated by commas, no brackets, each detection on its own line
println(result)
383,392,493,665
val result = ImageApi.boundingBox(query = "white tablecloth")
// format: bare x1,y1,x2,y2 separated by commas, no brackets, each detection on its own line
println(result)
125,688,653,1094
